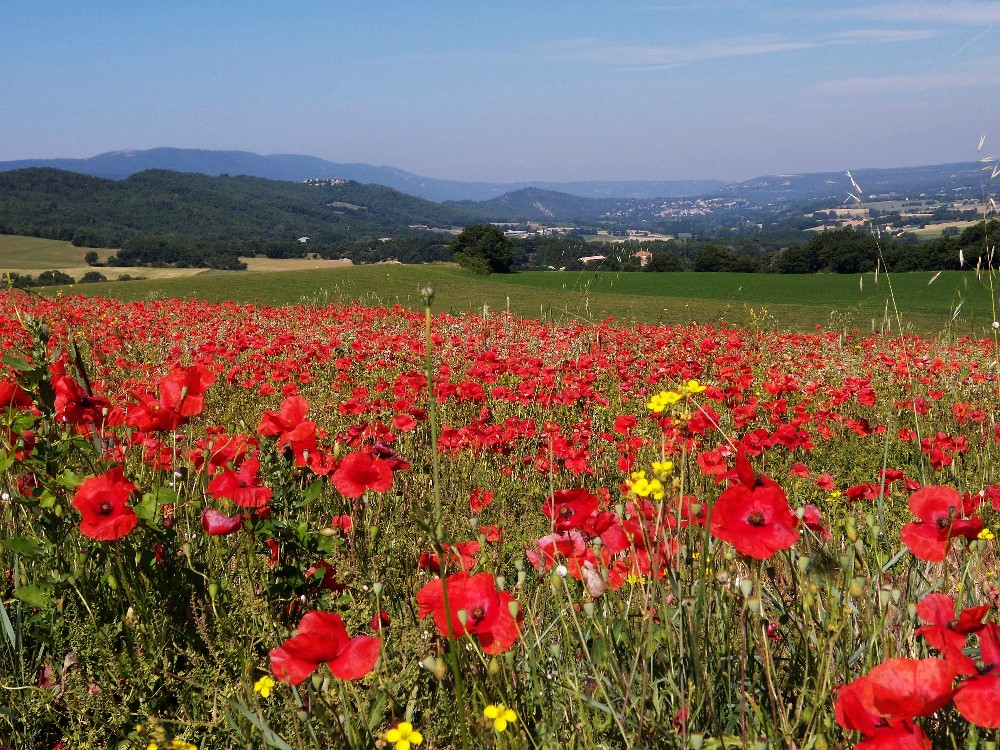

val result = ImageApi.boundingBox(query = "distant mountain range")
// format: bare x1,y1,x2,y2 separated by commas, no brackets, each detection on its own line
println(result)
0,148,725,202
0,147,991,209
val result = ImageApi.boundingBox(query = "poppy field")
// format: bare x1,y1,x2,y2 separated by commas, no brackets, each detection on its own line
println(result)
3,287,1000,749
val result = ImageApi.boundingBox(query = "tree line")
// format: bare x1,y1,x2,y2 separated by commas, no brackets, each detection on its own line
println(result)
451,223,999,275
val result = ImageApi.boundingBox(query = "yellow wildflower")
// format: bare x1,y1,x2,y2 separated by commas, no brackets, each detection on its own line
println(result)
683,379,707,394
628,472,663,500
484,703,518,733
979,527,994,540
646,390,683,413
169,742,197,750
651,460,673,478
385,721,423,750
253,675,275,698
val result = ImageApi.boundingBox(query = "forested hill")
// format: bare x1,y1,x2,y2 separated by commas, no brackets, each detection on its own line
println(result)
0,168,472,247
446,187,617,223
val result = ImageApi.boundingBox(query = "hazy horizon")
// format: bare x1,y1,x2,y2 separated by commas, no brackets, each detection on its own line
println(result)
4,2,1000,183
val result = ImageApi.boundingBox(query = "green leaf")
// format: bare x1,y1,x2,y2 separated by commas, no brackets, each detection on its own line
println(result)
0,453,15,474
13,584,51,610
2,355,33,372
301,479,323,505
228,699,294,750
134,492,158,521
57,469,82,490
367,691,388,732
0,536,47,559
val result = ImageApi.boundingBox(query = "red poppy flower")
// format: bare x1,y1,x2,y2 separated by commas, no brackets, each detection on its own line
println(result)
900,485,983,562
200,508,244,536
160,364,214,417
542,488,600,532
800,504,832,542
71,466,139,541
835,658,955,745
370,609,390,631
915,592,989,675
469,488,494,514
332,451,393,498
206,456,272,508
126,365,215,433
0,379,32,410
416,570,521,654
269,610,380,684
258,395,318,465
709,450,798,560
330,514,354,533
419,541,480,574
954,623,1000,727
53,375,111,427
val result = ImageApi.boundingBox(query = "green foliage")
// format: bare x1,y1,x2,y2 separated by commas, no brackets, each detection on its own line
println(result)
450,224,514,274
0,167,474,268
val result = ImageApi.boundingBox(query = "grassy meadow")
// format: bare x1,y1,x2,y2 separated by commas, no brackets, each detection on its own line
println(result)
55,263,1000,336
7,232,1000,334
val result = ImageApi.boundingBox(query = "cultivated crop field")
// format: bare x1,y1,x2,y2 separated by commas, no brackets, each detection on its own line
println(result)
3,288,1000,748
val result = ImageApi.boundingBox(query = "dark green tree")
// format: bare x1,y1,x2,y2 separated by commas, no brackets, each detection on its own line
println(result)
450,224,514,274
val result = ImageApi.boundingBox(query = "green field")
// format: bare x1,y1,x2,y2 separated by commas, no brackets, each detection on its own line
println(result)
0,234,116,270
6,233,999,335
50,263,1000,336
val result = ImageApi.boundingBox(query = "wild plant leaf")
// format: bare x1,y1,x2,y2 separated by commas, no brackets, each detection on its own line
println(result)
1,536,47,559
13,584,51,610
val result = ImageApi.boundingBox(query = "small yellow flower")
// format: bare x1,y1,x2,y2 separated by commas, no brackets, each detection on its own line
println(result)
627,471,664,499
979,527,994,540
169,741,197,750
683,379,706,394
146,744,158,750
484,703,518,733
646,390,683,413
651,460,673,478
254,675,275,698
385,721,423,750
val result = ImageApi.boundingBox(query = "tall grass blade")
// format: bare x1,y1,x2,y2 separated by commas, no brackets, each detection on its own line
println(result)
228,699,295,750
0,597,16,649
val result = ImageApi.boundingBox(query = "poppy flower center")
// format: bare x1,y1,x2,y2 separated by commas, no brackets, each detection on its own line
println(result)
936,517,951,529
97,499,114,515
746,509,766,527
470,606,487,625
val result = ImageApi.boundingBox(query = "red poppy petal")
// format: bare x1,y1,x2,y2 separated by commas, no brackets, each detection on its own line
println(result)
328,636,381,680
954,673,1000,728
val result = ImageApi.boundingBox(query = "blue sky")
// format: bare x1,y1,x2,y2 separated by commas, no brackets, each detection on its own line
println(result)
3,1,1000,182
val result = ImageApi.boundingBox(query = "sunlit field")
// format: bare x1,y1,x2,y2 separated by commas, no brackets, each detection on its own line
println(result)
4,287,1000,748
50,263,1000,336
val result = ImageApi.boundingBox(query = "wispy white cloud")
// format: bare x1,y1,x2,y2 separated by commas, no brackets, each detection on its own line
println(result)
823,1,1000,24
544,26,931,70
548,36,818,69
815,59,1000,94
828,28,938,43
